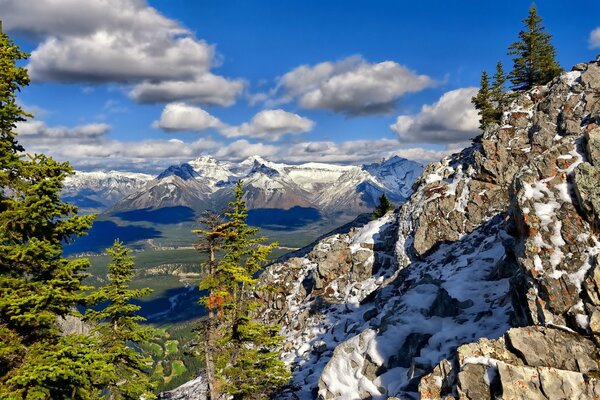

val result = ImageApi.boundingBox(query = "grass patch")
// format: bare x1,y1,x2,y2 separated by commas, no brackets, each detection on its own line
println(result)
165,340,178,355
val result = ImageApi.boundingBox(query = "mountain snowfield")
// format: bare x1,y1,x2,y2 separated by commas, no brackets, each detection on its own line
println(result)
62,170,154,211
162,59,600,399
65,155,423,215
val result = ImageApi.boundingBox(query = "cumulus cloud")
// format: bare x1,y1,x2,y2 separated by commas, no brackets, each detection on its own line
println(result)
15,117,457,170
590,28,600,48
16,120,110,139
390,88,479,144
214,139,279,161
154,103,224,132
129,74,245,106
269,56,434,115
154,105,314,141
279,139,452,164
0,0,243,106
222,109,314,140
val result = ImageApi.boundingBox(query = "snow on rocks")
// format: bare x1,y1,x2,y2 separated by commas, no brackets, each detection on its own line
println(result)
317,216,515,399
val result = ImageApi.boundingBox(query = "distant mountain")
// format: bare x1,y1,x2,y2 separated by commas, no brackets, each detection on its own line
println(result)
107,156,423,216
64,156,423,220
62,170,153,212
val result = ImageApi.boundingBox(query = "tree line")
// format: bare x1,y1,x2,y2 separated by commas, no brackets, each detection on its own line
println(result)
472,5,562,131
0,24,289,399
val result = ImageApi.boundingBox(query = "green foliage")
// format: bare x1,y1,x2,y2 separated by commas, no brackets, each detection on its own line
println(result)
372,193,394,219
508,4,562,91
491,62,512,121
471,71,497,131
85,241,157,400
0,26,108,399
196,181,291,399
472,63,514,131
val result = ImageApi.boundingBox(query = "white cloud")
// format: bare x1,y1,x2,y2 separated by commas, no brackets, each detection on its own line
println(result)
154,103,224,132
0,0,243,106
16,120,110,139
279,139,452,164
390,88,479,144
214,140,279,161
590,28,600,48
15,117,458,171
270,56,434,115
154,105,314,141
222,109,314,140
129,73,245,106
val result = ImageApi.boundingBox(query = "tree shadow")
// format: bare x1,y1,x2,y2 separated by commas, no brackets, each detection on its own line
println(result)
113,206,196,224
135,286,206,324
64,220,162,255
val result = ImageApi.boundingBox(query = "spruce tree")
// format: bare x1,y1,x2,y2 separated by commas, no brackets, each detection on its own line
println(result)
490,62,511,123
85,241,157,400
471,71,496,131
372,193,393,219
197,181,290,400
508,4,562,91
193,211,233,400
0,24,113,399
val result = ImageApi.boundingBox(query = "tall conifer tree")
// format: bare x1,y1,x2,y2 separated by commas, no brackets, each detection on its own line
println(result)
471,71,496,131
0,24,113,399
508,5,562,91
85,241,157,400
196,181,290,400
490,62,511,123
194,211,233,400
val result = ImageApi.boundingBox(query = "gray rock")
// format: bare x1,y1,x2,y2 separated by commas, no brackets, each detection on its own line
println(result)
574,162,600,228
506,326,598,373
586,125,600,166
457,363,491,400
498,363,600,400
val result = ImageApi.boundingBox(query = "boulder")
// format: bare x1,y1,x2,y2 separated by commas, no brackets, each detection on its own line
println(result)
574,162,600,228
506,326,598,373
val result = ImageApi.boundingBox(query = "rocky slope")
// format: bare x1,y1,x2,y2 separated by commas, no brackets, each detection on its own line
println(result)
249,58,600,399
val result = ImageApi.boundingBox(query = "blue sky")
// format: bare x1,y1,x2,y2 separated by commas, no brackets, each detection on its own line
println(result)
3,0,600,172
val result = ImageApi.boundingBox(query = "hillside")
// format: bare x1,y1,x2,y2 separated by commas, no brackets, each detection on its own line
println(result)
164,58,600,398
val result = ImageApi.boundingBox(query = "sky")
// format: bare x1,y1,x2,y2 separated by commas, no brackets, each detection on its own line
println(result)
2,0,600,172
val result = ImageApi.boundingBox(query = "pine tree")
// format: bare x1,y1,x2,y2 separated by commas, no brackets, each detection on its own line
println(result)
471,71,497,131
196,181,290,400
490,62,512,123
372,193,394,219
85,240,157,400
0,24,113,399
508,4,562,91
193,211,233,400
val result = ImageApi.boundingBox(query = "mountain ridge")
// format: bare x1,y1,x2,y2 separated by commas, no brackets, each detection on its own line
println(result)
65,156,423,217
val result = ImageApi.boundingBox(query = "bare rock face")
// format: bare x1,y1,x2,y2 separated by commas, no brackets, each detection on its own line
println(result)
149,60,600,400
574,162,600,229
157,375,208,400
421,326,600,400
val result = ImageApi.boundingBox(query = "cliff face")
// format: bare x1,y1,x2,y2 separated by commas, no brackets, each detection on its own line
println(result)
258,58,600,399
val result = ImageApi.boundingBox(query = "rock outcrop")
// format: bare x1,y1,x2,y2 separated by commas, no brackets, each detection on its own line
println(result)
255,58,600,399
165,58,600,399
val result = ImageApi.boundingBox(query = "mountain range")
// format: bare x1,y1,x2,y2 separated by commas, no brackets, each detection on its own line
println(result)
64,155,423,217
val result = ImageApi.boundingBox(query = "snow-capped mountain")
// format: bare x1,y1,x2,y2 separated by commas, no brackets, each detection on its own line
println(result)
62,170,153,211
108,155,423,215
